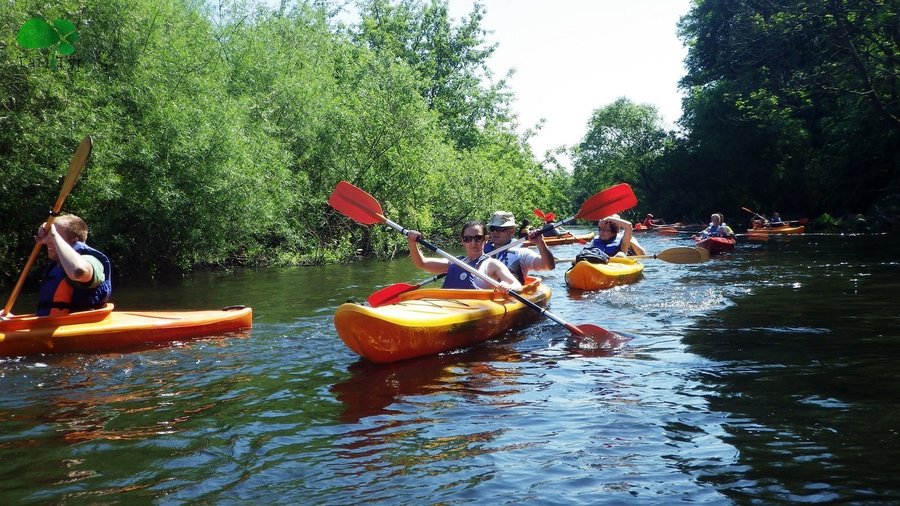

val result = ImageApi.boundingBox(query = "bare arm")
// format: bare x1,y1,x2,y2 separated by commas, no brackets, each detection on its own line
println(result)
39,223,94,283
407,231,449,274
528,231,556,270
483,258,523,292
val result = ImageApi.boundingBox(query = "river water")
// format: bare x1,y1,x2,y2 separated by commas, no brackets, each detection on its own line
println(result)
1,230,898,503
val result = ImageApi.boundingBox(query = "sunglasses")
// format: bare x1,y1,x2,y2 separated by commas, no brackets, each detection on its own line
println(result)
598,227,612,232
489,226,512,232
462,234,486,243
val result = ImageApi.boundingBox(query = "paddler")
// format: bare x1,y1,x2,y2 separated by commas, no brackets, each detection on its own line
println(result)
585,215,635,257
484,211,555,282
406,221,522,292
694,213,735,239
0,214,112,318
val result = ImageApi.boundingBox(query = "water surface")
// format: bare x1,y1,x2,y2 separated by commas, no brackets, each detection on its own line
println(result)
2,231,898,503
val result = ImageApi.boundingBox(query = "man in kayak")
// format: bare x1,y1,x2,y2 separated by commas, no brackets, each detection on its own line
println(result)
485,211,555,282
406,221,522,292
695,213,735,239
33,214,111,317
640,213,664,229
586,215,635,257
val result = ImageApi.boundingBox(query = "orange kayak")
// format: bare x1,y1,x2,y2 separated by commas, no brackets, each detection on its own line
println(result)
0,304,252,357
333,278,550,363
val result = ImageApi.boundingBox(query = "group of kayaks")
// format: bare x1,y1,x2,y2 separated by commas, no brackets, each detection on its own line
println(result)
639,220,805,256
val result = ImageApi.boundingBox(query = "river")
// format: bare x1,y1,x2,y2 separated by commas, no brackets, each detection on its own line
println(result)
1,230,898,503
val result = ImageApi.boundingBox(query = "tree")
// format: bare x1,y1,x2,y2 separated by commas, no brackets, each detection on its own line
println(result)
571,98,669,209
354,0,513,149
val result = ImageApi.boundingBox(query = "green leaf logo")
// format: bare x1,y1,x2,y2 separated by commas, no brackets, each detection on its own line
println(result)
16,16,79,56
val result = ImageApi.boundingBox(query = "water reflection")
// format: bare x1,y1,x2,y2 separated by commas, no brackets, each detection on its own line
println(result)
331,342,524,423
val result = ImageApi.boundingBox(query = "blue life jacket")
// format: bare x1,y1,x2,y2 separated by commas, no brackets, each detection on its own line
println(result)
441,256,481,289
588,234,623,256
37,241,112,316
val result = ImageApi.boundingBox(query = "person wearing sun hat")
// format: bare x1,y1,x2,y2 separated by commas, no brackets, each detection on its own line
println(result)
484,211,555,282
586,214,635,257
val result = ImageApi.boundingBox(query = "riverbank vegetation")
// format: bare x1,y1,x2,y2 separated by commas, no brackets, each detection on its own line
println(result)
2,0,897,287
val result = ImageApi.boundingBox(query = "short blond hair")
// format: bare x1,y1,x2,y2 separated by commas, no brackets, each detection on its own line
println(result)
54,214,88,243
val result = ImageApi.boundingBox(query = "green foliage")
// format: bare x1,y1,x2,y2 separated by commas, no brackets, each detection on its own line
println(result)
571,98,669,214
675,0,900,220
0,0,570,289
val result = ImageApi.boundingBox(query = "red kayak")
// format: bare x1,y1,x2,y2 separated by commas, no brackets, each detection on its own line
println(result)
694,236,736,255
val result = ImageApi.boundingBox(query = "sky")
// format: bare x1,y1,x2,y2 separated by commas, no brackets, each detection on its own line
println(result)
445,0,693,161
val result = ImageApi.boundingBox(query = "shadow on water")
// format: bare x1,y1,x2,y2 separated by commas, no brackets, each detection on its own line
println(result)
681,233,900,502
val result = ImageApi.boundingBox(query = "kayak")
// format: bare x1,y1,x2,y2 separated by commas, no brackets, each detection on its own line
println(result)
748,225,805,234
333,277,551,363
694,236,736,255
522,232,594,247
564,257,644,291
0,304,253,357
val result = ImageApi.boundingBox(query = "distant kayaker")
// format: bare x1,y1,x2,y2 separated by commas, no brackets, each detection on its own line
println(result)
485,211,555,282
0,214,112,319
586,215,634,257
695,213,735,239
542,219,567,237
641,213,664,229
406,221,522,293
517,219,533,238
769,212,785,226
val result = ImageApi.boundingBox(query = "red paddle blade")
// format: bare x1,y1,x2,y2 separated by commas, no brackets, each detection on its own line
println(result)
577,183,637,220
367,283,418,307
567,323,629,347
328,181,385,225
533,208,546,220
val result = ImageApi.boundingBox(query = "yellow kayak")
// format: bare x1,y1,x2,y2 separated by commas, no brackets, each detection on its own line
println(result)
333,277,551,363
564,257,644,290
0,304,253,357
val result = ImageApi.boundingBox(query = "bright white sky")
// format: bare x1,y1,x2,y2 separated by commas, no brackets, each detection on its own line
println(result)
446,0,692,161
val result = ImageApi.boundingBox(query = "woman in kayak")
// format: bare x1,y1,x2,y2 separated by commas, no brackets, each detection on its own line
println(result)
406,221,523,293
586,215,634,257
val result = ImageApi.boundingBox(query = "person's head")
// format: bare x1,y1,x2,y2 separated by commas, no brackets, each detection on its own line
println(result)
45,214,87,261
488,211,517,245
53,214,88,243
519,218,531,229
597,219,619,240
646,213,653,219
460,220,486,255
710,213,722,225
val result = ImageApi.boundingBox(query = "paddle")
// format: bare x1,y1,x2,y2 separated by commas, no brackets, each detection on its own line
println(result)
741,206,767,221
555,246,709,264
365,184,637,307
329,181,623,343
2,136,93,318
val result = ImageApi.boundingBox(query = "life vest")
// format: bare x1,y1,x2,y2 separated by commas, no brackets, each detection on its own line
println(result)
588,234,623,256
702,223,731,237
483,242,527,283
441,256,481,289
37,241,112,316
